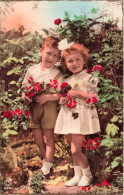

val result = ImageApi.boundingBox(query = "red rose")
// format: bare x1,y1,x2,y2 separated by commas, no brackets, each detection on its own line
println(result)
61,93,67,97
27,92,36,98
87,185,91,190
33,82,40,86
28,77,33,83
96,183,100,186
102,178,110,187
93,64,104,73
71,104,76,108
60,82,68,89
13,108,22,115
82,186,86,191
24,110,29,116
95,141,100,148
96,137,101,140
86,68,92,73
66,102,72,107
88,139,93,145
82,141,87,147
90,145,95,151
92,96,97,104
34,85,43,92
3,110,13,119
86,146,89,150
86,98,91,104
26,86,32,91
54,18,61,25
49,79,58,89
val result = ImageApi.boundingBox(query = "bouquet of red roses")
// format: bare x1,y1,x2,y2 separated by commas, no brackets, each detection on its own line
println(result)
23,77,58,102
60,82,78,119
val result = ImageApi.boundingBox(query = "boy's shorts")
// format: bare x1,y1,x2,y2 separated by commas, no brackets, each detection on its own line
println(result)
28,101,58,129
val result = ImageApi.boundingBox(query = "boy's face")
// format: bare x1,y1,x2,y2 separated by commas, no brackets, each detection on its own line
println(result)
65,52,85,74
40,47,60,69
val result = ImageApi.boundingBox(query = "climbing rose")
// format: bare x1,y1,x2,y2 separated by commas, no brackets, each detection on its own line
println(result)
54,18,61,25
3,110,13,119
82,186,87,190
24,110,29,116
102,178,110,187
93,64,104,73
13,109,22,115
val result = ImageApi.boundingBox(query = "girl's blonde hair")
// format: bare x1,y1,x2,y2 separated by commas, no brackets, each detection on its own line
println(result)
61,42,90,70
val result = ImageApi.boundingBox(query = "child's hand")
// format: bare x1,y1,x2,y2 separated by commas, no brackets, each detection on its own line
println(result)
67,90,78,98
35,94,48,104
22,91,32,105
59,97,68,105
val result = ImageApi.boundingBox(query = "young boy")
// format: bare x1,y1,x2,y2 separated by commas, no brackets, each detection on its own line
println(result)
22,37,63,175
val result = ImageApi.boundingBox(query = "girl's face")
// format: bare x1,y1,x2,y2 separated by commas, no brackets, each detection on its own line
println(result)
65,52,85,74
40,47,60,69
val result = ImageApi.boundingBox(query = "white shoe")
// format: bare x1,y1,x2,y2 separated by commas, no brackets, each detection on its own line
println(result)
65,176,81,187
65,166,82,187
78,175,93,186
78,166,93,186
41,160,53,176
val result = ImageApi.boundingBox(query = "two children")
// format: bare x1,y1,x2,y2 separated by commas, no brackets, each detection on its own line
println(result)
22,37,100,186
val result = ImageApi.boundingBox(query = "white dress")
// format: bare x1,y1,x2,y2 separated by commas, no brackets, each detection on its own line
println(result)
54,69,101,135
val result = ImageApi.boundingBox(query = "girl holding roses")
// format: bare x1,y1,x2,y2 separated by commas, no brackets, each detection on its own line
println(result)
55,39,101,187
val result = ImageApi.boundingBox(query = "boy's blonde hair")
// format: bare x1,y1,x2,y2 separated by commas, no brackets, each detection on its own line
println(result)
61,42,90,70
42,36,60,50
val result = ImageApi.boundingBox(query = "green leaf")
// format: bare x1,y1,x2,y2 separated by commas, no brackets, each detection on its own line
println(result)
10,81,16,85
106,123,119,137
111,115,119,122
6,129,18,135
97,58,102,63
2,131,9,138
114,156,122,162
100,139,114,147
111,161,119,169
104,43,109,49
64,11,70,20
93,72,99,78
100,98,107,103
91,8,99,13
105,151,112,158
7,70,13,75
19,59,24,64
91,53,99,57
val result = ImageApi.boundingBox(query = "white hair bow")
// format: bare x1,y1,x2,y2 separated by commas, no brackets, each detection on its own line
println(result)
58,38,74,50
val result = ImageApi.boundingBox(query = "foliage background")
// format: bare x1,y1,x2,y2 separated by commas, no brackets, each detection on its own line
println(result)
0,2,123,194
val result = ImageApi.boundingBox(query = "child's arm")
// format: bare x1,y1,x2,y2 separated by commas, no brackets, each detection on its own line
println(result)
35,93,61,104
22,91,32,104
67,90,95,100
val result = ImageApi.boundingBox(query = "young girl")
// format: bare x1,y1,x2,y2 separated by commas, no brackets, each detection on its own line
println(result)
55,40,100,186
22,37,63,176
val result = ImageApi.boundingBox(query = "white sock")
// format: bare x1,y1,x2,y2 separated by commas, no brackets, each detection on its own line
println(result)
65,166,82,187
78,166,93,186
41,160,53,175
